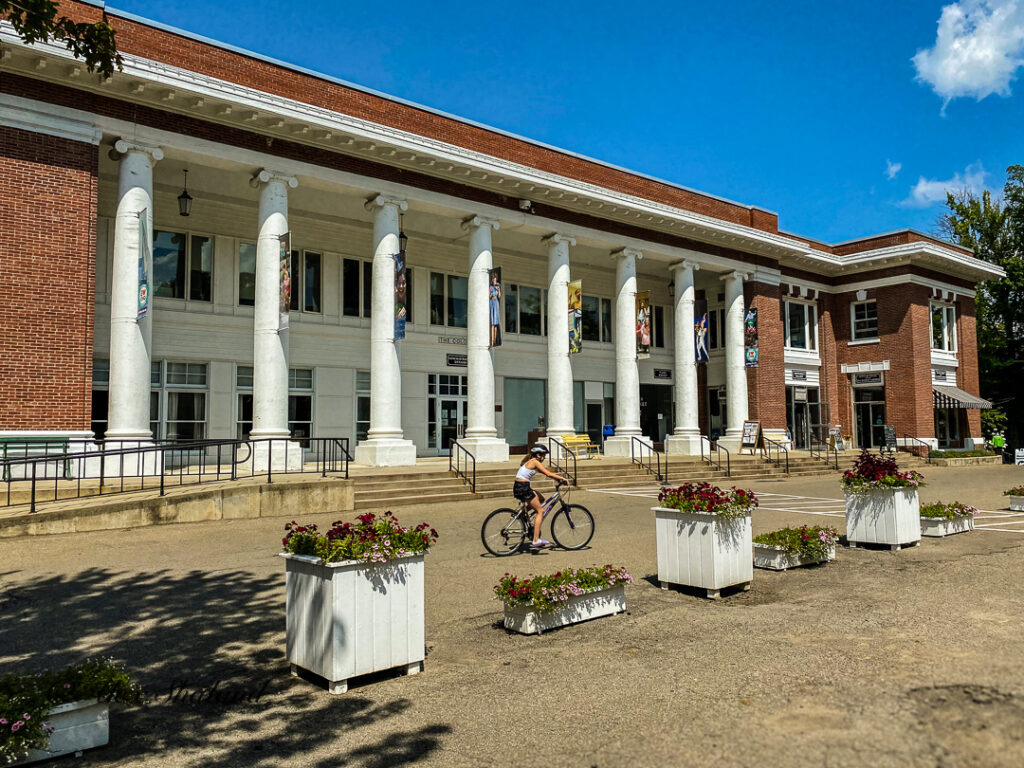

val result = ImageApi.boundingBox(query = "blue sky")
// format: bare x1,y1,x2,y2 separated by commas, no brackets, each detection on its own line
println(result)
113,0,1022,244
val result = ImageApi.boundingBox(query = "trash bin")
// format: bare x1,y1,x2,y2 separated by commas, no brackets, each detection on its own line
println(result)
602,425,615,438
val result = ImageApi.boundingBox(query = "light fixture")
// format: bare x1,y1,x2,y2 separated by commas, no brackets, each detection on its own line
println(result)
398,214,408,253
667,281,675,297
177,169,193,217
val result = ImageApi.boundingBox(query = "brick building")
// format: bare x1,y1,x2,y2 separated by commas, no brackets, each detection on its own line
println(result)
0,1,1002,467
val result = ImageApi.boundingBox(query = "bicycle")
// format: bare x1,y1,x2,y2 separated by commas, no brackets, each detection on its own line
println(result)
480,482,595,556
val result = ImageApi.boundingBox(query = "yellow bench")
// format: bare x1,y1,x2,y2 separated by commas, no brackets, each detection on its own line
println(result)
559,434,600,459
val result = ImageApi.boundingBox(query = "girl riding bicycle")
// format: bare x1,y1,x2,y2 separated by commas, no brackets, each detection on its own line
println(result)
514,444,570,549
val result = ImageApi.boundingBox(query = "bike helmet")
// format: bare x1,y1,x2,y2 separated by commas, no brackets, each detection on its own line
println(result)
529,443,549,456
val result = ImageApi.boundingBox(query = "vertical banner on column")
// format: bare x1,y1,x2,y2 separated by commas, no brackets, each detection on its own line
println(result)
278,232,291,331
694,298,708,363
394,247,407,340
136,208,150,321
568,279,582,354
488,267,502,348
636,290,651,359
744,306,759,367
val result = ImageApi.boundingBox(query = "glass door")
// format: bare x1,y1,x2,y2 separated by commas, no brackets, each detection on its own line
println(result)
854,387,886,448
439,399,465,455
586,403,603,447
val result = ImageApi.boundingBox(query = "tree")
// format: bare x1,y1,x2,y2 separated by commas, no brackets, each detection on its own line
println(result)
939,165,1024,445
1,0,121,78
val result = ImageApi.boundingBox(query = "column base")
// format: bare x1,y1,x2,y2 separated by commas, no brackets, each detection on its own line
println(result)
243,439,304,472
354,438,417,467
715,435,744,454
95,440,159,479
602,434,649,457
665,433,704,456
456,437,510,464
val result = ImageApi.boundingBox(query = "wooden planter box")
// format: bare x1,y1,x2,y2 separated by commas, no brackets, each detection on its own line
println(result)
1009,495,1024,512
653,506,752,599
502,585,626,635
920,515,975,537
281,552,426,694
753,543,836,571
844,487,921,550
9,699,109,766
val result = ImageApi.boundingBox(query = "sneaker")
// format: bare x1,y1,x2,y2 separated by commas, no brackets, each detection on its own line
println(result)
530,539,551,549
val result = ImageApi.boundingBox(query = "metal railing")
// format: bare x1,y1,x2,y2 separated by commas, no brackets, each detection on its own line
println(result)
761,435,790,475
809,435,839,470
448,439,476,493
546,436,578,486
700,435,731,477
630,436,667,482
899,434,932,464
2,437,352,514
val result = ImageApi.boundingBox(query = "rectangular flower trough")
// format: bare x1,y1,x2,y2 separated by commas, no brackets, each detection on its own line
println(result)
753,543,836,571
920,516,975,537
1009,495,1024,512
844,488,921,550
503,585,626,635
653,507,752,598
10,700,109,766
281,552,425,694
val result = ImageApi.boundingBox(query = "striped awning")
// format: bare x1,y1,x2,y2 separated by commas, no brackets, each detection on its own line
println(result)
933,385,993,410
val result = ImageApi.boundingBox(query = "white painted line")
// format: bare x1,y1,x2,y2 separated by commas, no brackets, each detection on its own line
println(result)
976,527,1024,534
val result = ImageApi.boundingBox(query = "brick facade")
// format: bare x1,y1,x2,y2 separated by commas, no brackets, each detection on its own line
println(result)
0,126,97,430
745,282,786,431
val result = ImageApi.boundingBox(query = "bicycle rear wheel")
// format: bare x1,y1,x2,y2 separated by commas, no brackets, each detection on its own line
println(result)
550,504,595,550
481,508,528,556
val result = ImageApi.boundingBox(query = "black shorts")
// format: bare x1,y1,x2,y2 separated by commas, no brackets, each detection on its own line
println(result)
512,481,537,503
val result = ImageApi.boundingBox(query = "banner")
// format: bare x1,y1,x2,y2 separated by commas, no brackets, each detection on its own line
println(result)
488,267,502,348
636,290,651,359
395,247,407,340
694,299,708,363
744,306,759,367
137,209,150,321
278,232,291,331
568,279,582,355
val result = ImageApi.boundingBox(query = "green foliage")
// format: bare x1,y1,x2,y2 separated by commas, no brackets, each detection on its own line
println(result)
928,449,995,458
981,408,1008,439
494,565,632,613
1003,486,1024,497
840,450,924,493
282,512,438,564
0,658,141,761
0,0,122,78
920,501,978,519
753,525,838,560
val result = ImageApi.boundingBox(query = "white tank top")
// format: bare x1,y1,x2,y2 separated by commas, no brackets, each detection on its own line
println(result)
515,464,537,482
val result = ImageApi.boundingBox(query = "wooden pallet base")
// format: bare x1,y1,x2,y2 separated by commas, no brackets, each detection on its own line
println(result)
290,661,424,695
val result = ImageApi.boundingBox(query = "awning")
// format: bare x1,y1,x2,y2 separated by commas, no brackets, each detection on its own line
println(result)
933,385,993,410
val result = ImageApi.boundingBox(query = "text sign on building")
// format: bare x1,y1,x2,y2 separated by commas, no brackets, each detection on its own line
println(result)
446,353,467,368
934,369,947,382
794,386,808,402
853,372,883,386
653,369,672,380
438,336,467,345
790,370,807,381
1016,449,1024,466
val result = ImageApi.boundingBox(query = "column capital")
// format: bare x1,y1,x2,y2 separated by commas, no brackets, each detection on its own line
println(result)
719,270,750,282
112,139,163,163
365,193,408,212
250,169,298,188
461,215,500,232
543,233,576,248
670,259,700,273
611,247,643,261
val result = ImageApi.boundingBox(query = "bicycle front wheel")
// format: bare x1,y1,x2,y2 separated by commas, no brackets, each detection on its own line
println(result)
481,508,528,556
550,504,595,550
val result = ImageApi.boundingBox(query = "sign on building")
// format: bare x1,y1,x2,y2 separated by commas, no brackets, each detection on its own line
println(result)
446,353,467,368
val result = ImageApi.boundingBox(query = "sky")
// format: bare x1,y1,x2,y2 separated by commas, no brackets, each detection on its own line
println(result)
112,0,1023,244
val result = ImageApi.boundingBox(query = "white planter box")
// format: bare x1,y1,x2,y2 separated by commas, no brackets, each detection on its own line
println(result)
502,585,626,635
844,487,921,550
753,543,836,570
920,515,975,537
9,699,109,766
1009,495,1024,512
653,506,753,599
281,552,426,694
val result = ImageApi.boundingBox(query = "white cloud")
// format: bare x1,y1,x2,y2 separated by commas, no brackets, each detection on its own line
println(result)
901,162,988,207
913,0,1024,105
886,160,902,180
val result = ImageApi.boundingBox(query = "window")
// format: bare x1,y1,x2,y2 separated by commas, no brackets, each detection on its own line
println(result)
236,365,253,439
153,231,212,301
520,285,542,335
356,370,371,442
931,303,957,352
239,243,256,306
600,298,612,342
851,300,878,340
784,300,818,351
289,368,314,446
427,272,468,328
707,308,727,349
284,250,322,314
91,360,110,440
581,295,613,343
653,305,665,348
166,362,208,386
164,362,207,441
447,275,467,327
342,259,362,317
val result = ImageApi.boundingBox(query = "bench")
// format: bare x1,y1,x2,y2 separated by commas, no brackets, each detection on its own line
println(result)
559,434,600,459
0,438,72,481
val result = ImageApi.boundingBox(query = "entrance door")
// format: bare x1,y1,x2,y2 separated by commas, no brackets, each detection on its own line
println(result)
935,407,961,449
854,387,886,449
586,403,603,447
439,399,465,455
709,388,727,442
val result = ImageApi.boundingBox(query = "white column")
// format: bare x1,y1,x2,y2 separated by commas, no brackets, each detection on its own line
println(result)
107,140,163,442
603,247,649,456
718,270,750,452
666,260,702,455
460,215,509,463
544,234,576,437
354,194,416,466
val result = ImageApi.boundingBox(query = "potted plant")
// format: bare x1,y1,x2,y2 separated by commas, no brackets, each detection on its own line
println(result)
841,450,924,550
920,501,978,537
1,658,141,766
1004,486,1024,512
653,483,757,599
752,525,838,570
495,565,632,635
280,511,438,694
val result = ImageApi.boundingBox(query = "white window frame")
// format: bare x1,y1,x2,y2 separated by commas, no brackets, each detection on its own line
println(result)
503,281,547,337
290,249,323,315
850,300,878,341
930,302,957,353
162,361,208,442
784,300,818,351
355,370,371,442
580,294,613,344
152,228,215,303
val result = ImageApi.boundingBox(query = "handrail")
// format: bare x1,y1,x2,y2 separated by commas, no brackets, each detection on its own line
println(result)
901,434,932,464
448,439,476,493
699,435,731,477
761,435,790,475
545,436,578,486
809,435,839,470
630,436,666,482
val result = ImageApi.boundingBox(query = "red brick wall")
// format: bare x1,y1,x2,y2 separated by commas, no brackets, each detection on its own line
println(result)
957,296,982,437
0,126,97,431
745,282,786,430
